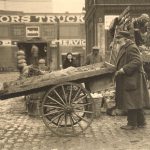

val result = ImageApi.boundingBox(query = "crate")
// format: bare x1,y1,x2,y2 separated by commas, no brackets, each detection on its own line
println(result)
93,97,102,118
26,98,41,116
86,97,102,118
25,92,45,116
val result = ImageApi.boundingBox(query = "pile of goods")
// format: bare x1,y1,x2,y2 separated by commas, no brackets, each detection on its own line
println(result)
139,45,150,62
77,62,106,72
90,87,127,116
29,62,111,82
17,50,27,71
101,89,115,111
101,89,127,116
0,61,116,100
141,51,150,62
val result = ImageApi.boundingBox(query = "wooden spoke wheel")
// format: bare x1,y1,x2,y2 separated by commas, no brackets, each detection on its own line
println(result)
40,82,95,137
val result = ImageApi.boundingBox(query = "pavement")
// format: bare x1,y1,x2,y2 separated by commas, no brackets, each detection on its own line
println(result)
0,72,150,150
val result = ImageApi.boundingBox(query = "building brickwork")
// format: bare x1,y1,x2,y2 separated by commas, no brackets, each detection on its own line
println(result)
85,0,150,61
0,11,86,70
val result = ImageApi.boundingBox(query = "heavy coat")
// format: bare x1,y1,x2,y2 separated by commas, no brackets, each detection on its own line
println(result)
86,53,103,65
115,40,150,110
63,58,76,69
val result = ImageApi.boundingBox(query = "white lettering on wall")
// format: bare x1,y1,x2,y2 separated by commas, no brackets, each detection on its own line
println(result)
26,26,40,37
0,15,84,23
57,15,66,23
76,15,84,23
0,16,10,22
0,40,18,46
52,39,86,46
66,15,75,23
0,39,86,47
46,16,56,23
35,16,46,23
10,15,20,22
21,15,31,23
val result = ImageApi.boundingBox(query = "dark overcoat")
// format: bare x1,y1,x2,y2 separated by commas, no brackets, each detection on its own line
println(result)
86,53,103,65
62,58,76,69
115,40,150,110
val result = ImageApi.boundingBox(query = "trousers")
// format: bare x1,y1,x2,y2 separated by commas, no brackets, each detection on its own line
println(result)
127,109,146,126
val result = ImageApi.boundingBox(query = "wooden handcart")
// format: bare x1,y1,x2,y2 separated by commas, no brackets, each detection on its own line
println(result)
0,62,115,137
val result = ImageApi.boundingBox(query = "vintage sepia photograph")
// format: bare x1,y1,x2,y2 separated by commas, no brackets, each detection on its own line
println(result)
0,0,150,150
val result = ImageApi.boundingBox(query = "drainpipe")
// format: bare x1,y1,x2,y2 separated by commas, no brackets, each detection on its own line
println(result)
94,0,96,5
56,18,60,70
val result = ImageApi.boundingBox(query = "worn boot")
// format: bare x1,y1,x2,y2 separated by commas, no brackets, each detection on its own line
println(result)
120,109,137,130
137,109,147,128
138,122,147,128
120,125,137,130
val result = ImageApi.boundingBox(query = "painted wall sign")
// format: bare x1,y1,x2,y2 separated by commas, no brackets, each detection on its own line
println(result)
0,40,18,46
0,15,84,23
51,39,86,46
0,39,86,47
26,26,40,37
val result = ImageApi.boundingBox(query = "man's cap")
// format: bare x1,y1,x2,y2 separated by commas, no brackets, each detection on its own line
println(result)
115,31,131,39
92,46,99,50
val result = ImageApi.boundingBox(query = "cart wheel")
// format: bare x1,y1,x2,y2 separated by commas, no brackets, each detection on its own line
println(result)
40,82,94,136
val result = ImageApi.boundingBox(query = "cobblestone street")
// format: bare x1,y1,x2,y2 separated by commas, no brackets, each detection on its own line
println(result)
0,73,150,150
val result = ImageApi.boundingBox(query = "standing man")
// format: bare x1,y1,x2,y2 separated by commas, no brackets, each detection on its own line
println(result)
31,44,39,67
85,46,103,65
84,46,103,92
115,31,149,130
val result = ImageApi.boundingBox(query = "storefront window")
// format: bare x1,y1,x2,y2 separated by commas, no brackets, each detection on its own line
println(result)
80,24,85,38
13,28,22,36
60,24,79,38
41,24,55,38
11,24,25,38
0,25,9,38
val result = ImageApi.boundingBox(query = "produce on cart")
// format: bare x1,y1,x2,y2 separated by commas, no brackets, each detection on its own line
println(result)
0,62,115,136
109,6,150,79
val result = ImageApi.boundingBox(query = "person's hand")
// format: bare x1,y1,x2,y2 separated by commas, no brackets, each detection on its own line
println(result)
109,41,114,49
134,28,140,31
113,68,125,83
115,68,125,77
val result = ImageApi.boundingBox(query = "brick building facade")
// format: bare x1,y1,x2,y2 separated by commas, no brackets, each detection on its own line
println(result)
85,0,150,60
0,10,85,71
